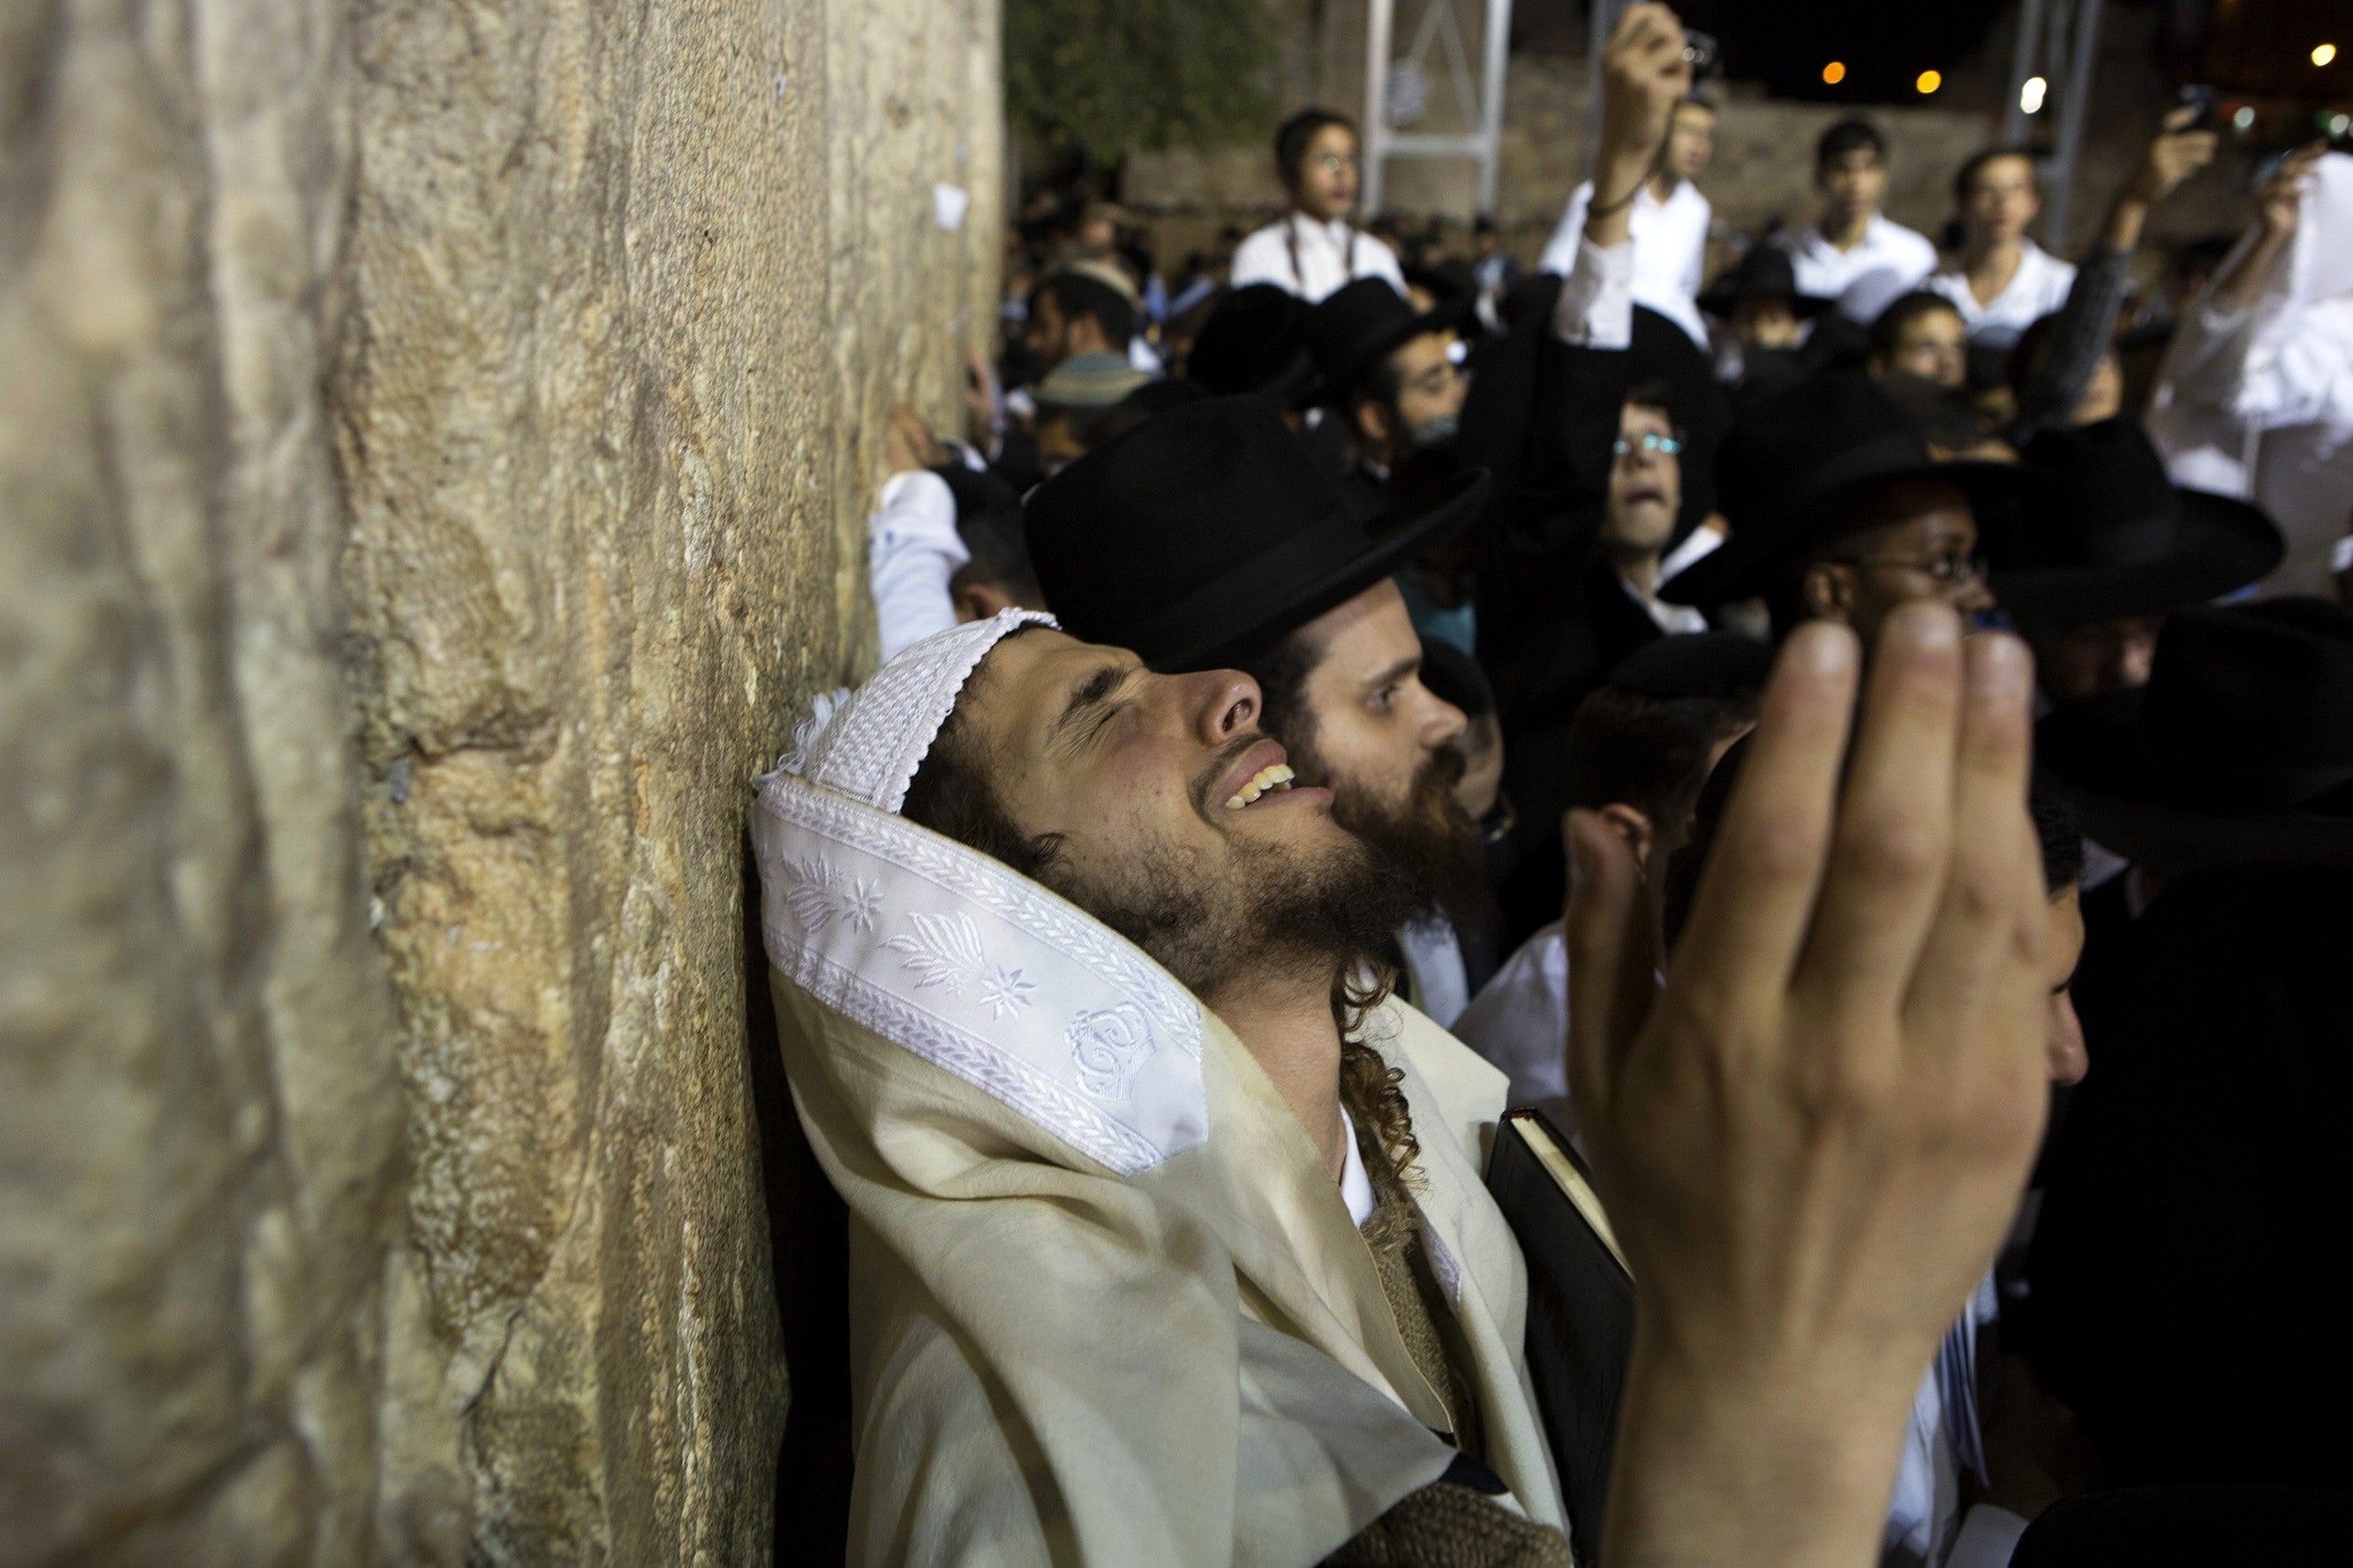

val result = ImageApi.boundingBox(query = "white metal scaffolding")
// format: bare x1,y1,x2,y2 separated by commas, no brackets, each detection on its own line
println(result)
2003,0,2106,247
1360,0,1516,215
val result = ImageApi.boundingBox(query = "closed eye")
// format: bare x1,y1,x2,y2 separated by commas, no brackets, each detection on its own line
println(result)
1049,660,1133,751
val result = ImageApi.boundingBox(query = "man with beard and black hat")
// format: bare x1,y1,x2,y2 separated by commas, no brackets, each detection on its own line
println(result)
752,580,2063,1563
1022,3,1693,1022
1660,370,2040,646
1992,417,2284,706
2026,599,2353,1503
1303,276,1475,519
1025,395,1497,1028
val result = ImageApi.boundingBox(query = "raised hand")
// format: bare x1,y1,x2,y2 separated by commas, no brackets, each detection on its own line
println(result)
2257,142,2326,242
884,405,937,476
963,344,1000,449
1565,605,2053,1568
2128,104,2220,207
1589,4,1693,248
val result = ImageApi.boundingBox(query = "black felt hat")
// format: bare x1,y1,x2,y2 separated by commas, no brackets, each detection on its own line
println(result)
2037,598,2353,870
1024,394,1492,672
1186,284,1318,407
1662,371,2044,607
1609,631,1775,699
1992,418,2283,625
1302,277,1475,407
1698,246,1834,322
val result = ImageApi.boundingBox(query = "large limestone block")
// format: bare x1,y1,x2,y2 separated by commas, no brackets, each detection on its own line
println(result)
1,0,404,1560
4,0,1000,1556
342,0,997,1558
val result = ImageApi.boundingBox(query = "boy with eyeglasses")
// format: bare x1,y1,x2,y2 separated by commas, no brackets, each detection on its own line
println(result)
1479,380,1715,946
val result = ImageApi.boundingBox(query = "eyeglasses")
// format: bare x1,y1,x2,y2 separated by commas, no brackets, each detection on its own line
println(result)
1611,432,1684,457
1832,550,1989,585
1310,152,1357,175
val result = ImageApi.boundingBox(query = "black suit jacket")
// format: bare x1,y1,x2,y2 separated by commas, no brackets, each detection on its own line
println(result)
1460,293,1650,948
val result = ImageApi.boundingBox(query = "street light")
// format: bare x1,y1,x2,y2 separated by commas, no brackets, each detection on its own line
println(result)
2316,43,2339,67
1916,69,1943,95
1822,60,1847,86
2020,75,2047,114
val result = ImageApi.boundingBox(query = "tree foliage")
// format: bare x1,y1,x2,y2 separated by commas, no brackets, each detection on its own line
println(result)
1005,0,1275,153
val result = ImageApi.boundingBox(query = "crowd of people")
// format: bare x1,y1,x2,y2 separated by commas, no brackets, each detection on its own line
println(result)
761,7,2353,1563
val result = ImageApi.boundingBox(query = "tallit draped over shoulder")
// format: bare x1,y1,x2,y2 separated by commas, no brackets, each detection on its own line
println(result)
749,615,1563,1564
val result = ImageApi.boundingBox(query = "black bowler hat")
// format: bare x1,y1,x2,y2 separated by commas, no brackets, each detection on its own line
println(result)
1185,284,1317,407
1609,630,1774,700
1991,418,2283,624
1024,394,1492,672
1698,246,1834,321
1303,277,1474,407
1661,371,2044,608
2038,598,2353,870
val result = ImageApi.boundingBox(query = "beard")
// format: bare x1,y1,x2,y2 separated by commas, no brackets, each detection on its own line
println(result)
1034,788,1424,1003
1294,731,1496,939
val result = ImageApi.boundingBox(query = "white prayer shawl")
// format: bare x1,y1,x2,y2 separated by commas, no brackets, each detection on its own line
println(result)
2147,152,2353,598
752,612,1567,1565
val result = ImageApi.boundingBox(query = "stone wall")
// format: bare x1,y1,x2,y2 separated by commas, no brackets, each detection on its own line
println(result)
0,0,999,1560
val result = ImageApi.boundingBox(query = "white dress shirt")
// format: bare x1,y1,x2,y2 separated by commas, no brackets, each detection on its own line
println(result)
1539,178,1712,349
1452,920,1576,1132
1337,1106,1376,1228
1550,235,1637,352
1887,1275,2029,1568
1396,914,1471,1031
1923,240,2077,348
1228,213,1407,302
1623,574,1709,635
1656,520,1725,584
1779,215,1940,315
867,470,966,662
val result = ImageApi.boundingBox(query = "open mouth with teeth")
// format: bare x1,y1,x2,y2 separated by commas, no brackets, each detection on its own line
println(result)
1225,763,1296,810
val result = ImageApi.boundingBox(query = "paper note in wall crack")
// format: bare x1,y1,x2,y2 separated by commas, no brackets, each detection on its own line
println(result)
933,184,970,232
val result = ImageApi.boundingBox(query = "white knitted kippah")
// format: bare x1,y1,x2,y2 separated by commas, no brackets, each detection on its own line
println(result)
784,608,1058,813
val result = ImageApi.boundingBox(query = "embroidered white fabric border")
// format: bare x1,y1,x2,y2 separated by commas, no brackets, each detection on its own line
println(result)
797,608,1057,813
753,770,1208,1176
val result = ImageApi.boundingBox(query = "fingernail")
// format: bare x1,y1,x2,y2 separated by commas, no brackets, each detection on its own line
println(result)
1790,621,1857,675
1965,630,2030,695
1890,599,1961,649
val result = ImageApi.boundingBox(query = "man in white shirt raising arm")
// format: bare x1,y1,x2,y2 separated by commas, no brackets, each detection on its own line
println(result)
1539,94,1718,348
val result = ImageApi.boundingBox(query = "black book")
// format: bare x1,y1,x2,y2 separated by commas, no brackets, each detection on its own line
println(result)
1485,1108,1636,1560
